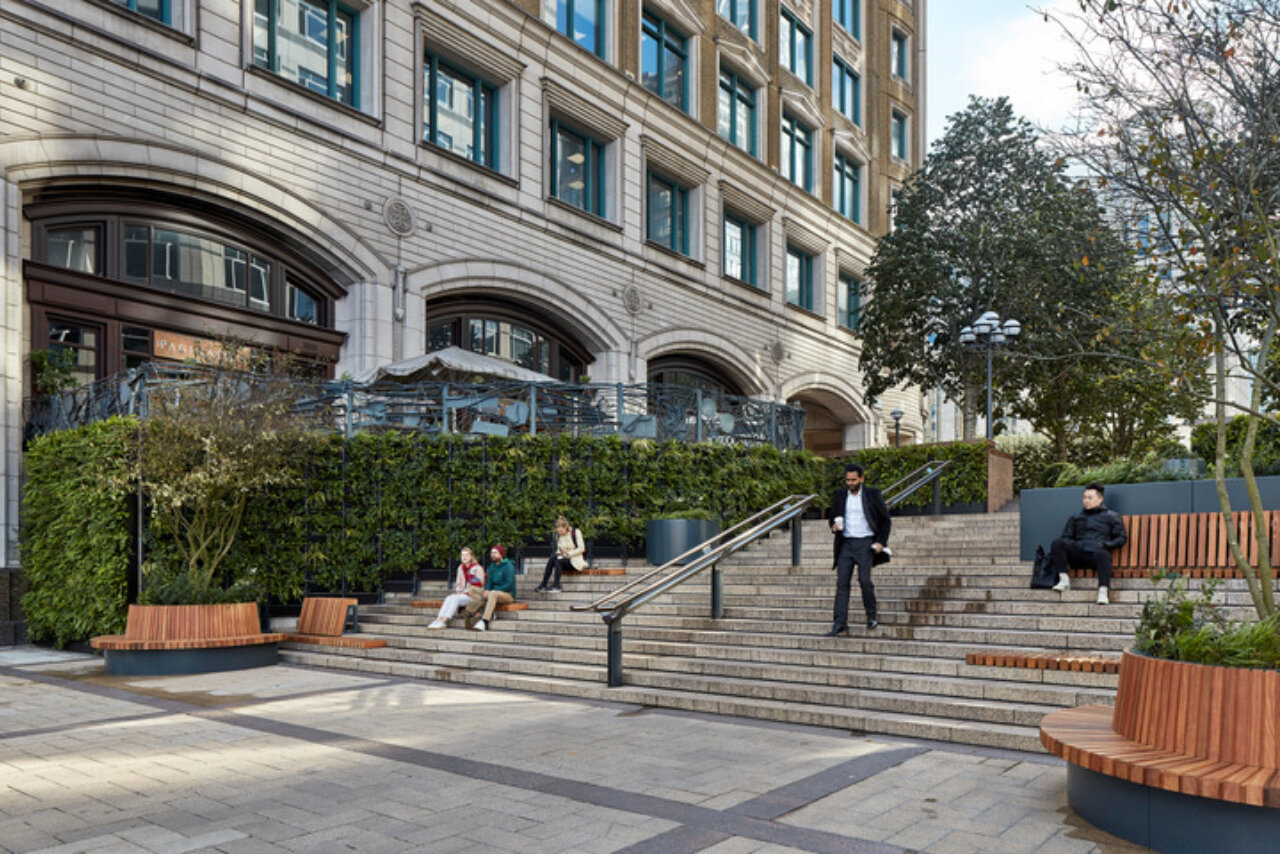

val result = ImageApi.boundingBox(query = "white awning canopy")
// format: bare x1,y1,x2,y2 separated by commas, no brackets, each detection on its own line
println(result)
351,346,557,386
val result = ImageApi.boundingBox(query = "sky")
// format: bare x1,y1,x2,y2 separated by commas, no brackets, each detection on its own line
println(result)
926,0,1082,146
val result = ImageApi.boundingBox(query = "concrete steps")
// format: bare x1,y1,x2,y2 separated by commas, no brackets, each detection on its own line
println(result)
282,512,1257,752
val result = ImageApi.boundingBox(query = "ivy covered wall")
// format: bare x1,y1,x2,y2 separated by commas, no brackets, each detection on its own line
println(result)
21,420,992,645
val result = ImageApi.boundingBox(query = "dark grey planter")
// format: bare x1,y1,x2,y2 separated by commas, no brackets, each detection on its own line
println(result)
646,519,719,565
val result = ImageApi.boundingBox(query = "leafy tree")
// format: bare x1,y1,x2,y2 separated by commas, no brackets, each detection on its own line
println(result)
1054,0,1280,617
138,344,306,603
861,96,1193,457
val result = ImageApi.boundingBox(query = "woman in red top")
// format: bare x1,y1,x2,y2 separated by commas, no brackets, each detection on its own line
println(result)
428,547,485,629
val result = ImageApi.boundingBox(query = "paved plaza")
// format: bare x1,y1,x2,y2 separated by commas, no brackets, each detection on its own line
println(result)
0,648,1148,854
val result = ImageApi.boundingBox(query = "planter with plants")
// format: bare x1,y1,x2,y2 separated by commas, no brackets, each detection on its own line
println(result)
646,508,719,566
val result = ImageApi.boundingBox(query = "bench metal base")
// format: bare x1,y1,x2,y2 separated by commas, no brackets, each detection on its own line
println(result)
102,643,279,676
1068,765,1280,853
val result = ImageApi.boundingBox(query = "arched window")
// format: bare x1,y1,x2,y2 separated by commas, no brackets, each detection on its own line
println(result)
647,355,744,396
425,299,590,382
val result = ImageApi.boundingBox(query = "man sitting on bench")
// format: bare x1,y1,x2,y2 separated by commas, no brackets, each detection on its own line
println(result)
464,544,517,632
1050,481,1127,604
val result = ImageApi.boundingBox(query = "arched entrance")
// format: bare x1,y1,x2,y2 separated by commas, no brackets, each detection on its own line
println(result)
787,388,868,455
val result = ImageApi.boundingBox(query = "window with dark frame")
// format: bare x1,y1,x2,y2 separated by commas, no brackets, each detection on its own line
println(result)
716,0,756,40
838,272,862,331
423,52,498,169
834,0,859,39
723,213,757,286
551,0,605,58
641,12,688,112
108,0,170,24
785,245,813,311
891,110,909,161
781,113,813,191
833,151,861,223
253,0,358,107
550,119,607,217
647,171,690,255
718,68,757,156
891,29,909,81
832,56,860,125
779,8,812,85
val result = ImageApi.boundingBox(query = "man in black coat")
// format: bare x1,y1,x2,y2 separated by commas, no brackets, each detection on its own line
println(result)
826,462,892,634
1049,481,1127,604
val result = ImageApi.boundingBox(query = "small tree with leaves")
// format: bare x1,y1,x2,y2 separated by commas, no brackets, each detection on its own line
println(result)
138,344,304,603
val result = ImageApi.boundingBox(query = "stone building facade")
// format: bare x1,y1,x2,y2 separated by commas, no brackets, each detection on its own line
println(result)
0,0,926,638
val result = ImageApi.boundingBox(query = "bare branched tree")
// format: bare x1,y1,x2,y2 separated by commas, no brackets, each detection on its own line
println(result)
1052,0,1280,616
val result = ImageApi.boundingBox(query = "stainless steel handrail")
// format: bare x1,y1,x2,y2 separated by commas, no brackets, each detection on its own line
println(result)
883,459,953,509
585,494,819,686
570,494,818,615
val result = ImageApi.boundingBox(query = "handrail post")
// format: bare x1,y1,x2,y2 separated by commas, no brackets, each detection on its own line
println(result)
711,564,723,619
606,616,623,687
791,513,802,567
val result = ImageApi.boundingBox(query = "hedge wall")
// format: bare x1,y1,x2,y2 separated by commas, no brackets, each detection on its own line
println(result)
21,420,992,645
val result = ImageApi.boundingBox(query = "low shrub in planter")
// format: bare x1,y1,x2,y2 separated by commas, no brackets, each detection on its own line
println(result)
1135,571,1280,668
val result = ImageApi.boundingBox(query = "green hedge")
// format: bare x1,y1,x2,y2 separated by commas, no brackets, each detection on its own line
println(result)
21,419,136,647
21,422,993,644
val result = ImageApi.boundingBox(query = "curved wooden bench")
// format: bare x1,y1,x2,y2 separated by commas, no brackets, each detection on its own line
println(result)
283,597,386,649
1040,651,1280,808
91,603,284,675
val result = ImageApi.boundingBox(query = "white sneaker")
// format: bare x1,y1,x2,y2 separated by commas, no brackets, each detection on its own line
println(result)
428,620,446,629
1052,574,1071,592
1097,587,1110,605
473,620,486,632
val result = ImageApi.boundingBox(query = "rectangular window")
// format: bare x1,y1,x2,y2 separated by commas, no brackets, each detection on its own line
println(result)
423,53,498,168
47,319,101,387
833,152,861,223
723,214,757,286
832,57,860,125
550,119,606,217
641,12,688,112
838,273,862,331
253,0,358,108
779,8,811,86
891,30,909,81
716,0,756,40
834,0,859,39
785,246,813,311
287,280,321,325
717,69,757,156
44,225,100,275
647,171,689,255
109,0,170,24
781,114,812,191
891,110,909,161
548,0,605,58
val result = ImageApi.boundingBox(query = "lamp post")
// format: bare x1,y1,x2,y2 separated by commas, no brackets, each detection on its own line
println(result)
959,310,1021,441
890,408,904,447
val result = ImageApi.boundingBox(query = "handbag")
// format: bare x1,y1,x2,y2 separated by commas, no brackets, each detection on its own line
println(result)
1030,545,1056,589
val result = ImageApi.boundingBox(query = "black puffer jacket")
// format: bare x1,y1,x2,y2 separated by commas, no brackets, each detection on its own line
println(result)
1060,505,1127,552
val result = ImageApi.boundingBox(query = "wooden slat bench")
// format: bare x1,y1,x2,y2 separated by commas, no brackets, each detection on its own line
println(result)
1067,510,1280,579
1040,651,1280,808
411,599,528,612
283,597,386,649
91,602,285,676
966,651,1120,674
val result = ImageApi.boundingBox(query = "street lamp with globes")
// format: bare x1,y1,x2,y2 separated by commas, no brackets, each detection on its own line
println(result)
890,408,904,447
959,311,1021,441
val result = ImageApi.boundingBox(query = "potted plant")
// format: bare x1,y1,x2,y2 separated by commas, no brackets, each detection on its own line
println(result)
646,507,719,566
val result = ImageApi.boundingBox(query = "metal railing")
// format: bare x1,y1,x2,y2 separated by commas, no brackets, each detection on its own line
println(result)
23,363,807,450
577,460,956,687
572,494,820,686
883,459,954,515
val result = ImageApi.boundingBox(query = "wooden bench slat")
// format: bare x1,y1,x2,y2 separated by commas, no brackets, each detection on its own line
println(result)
296,597,357,637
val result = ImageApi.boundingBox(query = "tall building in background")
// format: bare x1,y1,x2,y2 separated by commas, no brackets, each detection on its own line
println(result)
0,0,926,618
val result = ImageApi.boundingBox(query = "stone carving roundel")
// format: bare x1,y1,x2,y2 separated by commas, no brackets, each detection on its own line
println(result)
622,284,643,315
383,197,416,236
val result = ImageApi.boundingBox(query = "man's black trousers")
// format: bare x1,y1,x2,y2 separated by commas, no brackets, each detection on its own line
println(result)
1049,539,1113,587
833,535,877,627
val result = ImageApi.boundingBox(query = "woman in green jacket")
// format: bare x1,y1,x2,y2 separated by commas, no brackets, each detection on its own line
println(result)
466,544,517,631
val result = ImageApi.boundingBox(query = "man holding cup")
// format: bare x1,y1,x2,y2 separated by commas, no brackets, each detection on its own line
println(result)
826,462,892,634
